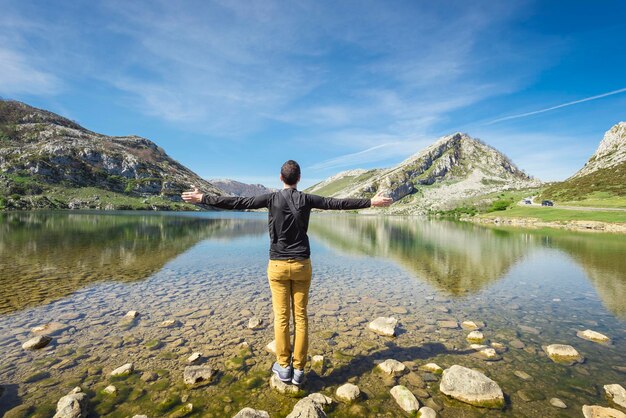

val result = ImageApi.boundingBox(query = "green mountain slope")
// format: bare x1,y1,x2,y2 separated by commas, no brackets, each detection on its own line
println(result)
0,100,224,210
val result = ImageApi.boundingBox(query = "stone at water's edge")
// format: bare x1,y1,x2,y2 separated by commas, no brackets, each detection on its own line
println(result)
377,359,407,376
418,406,437,417
53,387,87,418
466,330,484,343
187,352,202,364
233,407,270,418
110,363,133,377
266,340,277,354
270,374,300,395
31,322,70,336
550,398,567,409
124,310,139,319
286,397,326,418
582,405,626,418
390,385,420,414
368,317,398,336
439,365,505,409
543,344,584,365
183,366,215,386
577,329,611,344
419,363,443,374
22,335,52,350
604,384,626,409
248,316,263,330
336,383,360,402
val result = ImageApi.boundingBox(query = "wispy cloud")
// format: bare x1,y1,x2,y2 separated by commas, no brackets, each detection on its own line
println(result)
0,47,60,95
486,87,626,125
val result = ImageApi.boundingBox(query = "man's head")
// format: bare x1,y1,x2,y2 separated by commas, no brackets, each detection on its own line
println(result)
280,160,301,186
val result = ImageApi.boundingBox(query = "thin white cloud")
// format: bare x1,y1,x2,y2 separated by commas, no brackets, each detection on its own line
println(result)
0,47,60,96
487,87,626,125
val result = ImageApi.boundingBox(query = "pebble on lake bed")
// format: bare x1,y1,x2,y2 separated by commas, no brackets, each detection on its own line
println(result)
390,385,420,414
377,359,407,376
187,352,202,364
543,344,584,365
183,366,215,386
577,329,611,344
102,385,117,395
248,316,263,330
21,335,52,350
233,407,270,418
466,330,485,343
550,398,567,409
368,317,398,336
110,363,133,377
53,387,87,418
124,310,139,319
582,405,626,418
336,383,360,402
439,365,505,409
419,363,443,374
417,406,437,417
461,321,482,330
266,340,276,354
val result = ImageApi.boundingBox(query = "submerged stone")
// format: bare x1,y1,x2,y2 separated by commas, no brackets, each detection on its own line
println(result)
31,322,70,336
550,398,567,409
390,385,420,414
248,316,263,330
183,366,215,386
439,365,504,409
53,387,87,418
336,383,360,402
110,363,133,377
22,335,52,350
233,408,270,418
437,320,458,329
577,329,611,344
543,344,584,365
377,359,407,376
417,406,437,417
466,331,485,343
368,317,398,337
419,363,443,375
266,340,277,354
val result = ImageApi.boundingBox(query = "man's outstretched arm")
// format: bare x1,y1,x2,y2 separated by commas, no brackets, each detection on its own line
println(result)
182,187,271,209
308,190,392,210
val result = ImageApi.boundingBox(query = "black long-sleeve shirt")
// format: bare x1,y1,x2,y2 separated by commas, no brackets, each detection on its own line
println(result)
202,188,371,260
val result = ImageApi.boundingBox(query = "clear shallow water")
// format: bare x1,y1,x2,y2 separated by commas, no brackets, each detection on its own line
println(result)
0,211,624,417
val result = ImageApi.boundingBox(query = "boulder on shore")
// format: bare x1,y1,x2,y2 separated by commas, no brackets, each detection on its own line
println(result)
110,363,134,377
377,359,407,376
336,383,360,402
286,397,326,418
604,384,626,409
439,365,504,409
183,366,215,386
22,335,52,350
368,317,398,337
269,375,300,395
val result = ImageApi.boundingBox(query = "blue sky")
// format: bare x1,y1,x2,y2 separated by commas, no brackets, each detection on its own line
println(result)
1,0,625,189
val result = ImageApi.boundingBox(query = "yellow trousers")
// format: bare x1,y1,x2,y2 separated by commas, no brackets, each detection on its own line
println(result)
267,258,312,370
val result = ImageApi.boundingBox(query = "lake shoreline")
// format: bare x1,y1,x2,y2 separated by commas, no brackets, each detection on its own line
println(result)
462,215,626,234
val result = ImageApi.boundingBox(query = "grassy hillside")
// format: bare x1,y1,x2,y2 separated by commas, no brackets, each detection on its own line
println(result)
540,161,626,205
478,205,626,224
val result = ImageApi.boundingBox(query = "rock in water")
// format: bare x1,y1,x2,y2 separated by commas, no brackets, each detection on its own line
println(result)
266,340,277,354
233,408,270,418
270,375,300,395
286,398,326,418
577,329,611,344
124,311,139,319
248,316,263,330
390,385,420,414
53,387,87,418
377,359,407,376
307,393,333,407
550,398,567,409
336,383,360,402
543,344,584,365
419,363,443,375
31,322,70,336
22,335,52,350
439,365,504,409
187,352,202,364
466,331,485,343
582,405,626,418
368,317,398,336
110,363,133,377
604,384,626,409
418,406,437,417
183,366,215,386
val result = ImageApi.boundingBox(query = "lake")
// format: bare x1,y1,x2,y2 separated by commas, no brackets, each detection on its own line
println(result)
0,211,624,417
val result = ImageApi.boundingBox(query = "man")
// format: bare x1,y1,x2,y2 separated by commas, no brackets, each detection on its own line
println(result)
182,160,392,386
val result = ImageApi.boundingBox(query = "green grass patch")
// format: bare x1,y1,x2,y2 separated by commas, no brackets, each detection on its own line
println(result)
479,205,626,223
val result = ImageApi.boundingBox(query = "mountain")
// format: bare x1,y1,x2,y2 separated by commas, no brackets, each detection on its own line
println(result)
209,178,278,196
0,100,223,210
541,122,626,202
306,133,540,214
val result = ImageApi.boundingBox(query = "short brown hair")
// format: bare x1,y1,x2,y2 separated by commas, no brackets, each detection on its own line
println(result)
281,160,301,185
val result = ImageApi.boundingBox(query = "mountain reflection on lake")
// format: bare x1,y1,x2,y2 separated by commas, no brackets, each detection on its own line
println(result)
0,211,624,417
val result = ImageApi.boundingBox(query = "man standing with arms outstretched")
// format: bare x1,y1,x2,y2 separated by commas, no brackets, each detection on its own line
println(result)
182,160,392,386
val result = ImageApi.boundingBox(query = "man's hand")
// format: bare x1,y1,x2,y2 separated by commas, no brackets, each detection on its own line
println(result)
181,186,204,204
371,190,393,207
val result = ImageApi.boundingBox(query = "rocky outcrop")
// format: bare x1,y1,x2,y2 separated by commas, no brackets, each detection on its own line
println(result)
53,387,88,418
306,133,539,214
574,122,626,178
0,100,223,210
209,179,277,197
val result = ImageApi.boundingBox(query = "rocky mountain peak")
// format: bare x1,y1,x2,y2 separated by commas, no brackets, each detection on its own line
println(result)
574,122,626,178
